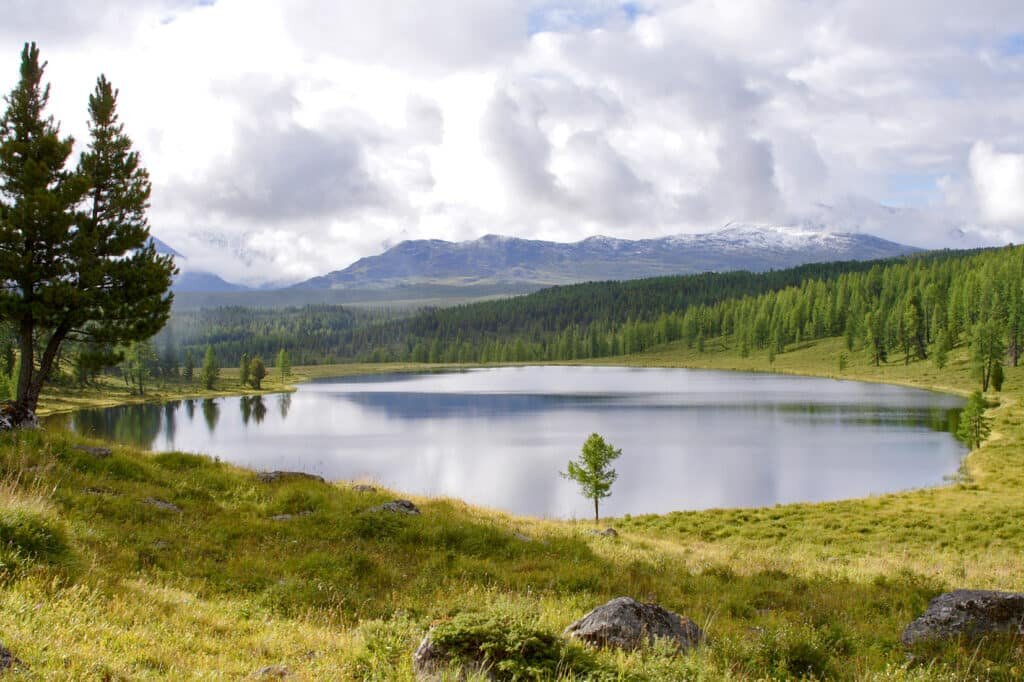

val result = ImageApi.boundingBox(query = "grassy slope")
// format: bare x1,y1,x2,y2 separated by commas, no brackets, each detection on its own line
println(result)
3,340,1022,679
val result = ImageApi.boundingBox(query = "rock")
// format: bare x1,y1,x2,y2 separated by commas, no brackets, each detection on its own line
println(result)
253,664,291,678
563,597,704,652
513,532,532,542
587,528,618,538
352,484,377,493
901,590,1024,647
144,497,182,513
257,471,325,484
0,643,24,672
72,445,112,458
83,487,118,496
0,402,37,431
412,633,494,681
367,499,420,515
270,511,313,521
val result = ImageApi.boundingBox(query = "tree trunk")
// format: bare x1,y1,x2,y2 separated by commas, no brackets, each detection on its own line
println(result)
594,498,599,525
15,320,34,411
19,325,68,415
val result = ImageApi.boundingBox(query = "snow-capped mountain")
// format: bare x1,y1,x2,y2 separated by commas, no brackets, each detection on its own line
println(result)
294,224,922,291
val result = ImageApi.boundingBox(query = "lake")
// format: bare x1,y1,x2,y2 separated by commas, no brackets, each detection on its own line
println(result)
46,366,967,518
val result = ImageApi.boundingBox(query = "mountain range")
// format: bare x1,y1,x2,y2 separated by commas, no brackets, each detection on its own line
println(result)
293,225,920,291
156,224,923,308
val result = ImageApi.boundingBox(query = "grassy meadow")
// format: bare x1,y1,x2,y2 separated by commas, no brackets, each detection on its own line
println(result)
2,338,1023,679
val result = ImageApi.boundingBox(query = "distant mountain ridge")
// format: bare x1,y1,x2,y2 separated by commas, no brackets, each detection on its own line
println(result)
294,224,922,291
149,236,250,293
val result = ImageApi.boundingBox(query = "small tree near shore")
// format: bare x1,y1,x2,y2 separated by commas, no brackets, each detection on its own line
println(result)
957,391,990,450
200,345,218,390
250,357,267,390
562,433,621,524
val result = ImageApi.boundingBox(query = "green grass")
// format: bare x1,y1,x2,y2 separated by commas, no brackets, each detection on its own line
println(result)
2,338,1023,678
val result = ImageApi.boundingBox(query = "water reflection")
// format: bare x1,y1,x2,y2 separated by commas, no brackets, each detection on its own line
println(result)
45,367,968,518
201,398,219,434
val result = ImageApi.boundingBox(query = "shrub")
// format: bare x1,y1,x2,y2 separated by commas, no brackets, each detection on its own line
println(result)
427,612,603,681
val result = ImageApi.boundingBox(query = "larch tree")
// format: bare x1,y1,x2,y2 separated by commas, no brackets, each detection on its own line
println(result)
200,345,218,390
0,45,175,419
562,433,622,524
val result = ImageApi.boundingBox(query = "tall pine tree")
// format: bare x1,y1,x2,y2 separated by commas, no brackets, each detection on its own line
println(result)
0,45,175,418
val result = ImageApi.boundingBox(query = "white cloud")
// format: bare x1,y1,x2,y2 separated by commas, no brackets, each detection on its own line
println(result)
970,142,1024,224
1,0,1021,284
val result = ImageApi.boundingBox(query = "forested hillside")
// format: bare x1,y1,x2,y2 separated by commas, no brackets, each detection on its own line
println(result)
156,250,997,367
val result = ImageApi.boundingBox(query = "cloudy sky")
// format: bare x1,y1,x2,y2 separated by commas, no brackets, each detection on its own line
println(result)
3,1,1023,285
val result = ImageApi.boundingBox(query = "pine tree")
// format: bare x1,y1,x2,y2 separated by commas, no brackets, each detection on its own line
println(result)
0,46,175,417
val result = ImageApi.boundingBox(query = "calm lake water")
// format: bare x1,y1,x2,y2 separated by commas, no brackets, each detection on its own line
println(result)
46,366,967,518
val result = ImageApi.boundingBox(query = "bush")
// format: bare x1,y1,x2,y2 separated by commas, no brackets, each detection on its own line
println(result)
426,612,603,681
0,503,70,576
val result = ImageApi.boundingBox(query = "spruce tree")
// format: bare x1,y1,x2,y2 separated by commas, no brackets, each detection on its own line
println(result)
0,45,174,417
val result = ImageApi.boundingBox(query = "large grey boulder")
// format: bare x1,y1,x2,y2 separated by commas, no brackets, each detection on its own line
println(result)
563,597,703,652
257,471,325,484
901,590,1024,646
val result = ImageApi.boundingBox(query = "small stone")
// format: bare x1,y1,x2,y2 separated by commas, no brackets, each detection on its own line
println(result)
901,590,1024,647
271,510,314,521
72,445,112,458
144,497,182,513
352,484,377,493
367,499,420,515
587,527,618,538
513,532,532,542
0,643,24,672
83,487,117,496
564,596,703,652
253,664,290,678
257,471,325,484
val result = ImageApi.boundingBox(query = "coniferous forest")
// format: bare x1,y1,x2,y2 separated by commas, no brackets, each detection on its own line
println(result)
155,247,1021,381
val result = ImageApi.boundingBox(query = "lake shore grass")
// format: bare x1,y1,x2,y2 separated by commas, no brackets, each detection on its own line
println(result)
5,338,1022,678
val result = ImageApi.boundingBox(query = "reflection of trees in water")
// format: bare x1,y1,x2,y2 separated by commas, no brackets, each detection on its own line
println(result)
71,404,163,450
201,399,220,433
240,396,268,426
163,402,179,445
278,393,291,420
251,396,267,424
184,399,195,421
